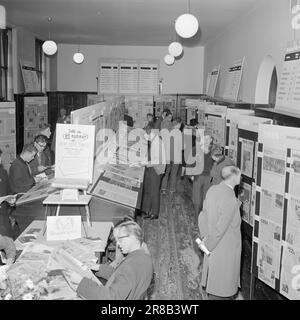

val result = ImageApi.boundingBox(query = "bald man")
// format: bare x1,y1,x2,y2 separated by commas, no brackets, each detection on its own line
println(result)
198,166,242,300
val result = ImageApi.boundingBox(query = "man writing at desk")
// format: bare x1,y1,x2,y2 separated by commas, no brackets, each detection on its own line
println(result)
65,221,154,300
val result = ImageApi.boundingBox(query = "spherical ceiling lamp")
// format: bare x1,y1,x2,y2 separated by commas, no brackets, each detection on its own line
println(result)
168,42,183,57
164,54,175,66
0,5,6,29
73,52,84,64
42,40,57,56
175,13,199,38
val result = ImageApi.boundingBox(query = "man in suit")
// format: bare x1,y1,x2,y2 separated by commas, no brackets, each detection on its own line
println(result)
123,109,134,127
9,143,37,194
64,221,154,300
154,108,170,130
210,144,235,186
198,166,242,300
29,135,53,177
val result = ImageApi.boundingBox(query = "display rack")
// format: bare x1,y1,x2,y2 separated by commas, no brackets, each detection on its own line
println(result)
250,124,300,300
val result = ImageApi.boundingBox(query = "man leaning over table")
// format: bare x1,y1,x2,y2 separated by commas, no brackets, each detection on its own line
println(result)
64,221,154,300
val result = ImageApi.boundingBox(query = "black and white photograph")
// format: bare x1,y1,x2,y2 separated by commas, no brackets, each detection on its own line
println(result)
2,0,300,307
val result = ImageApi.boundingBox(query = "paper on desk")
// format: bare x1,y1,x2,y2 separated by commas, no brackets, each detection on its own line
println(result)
0,194,17,204
47,216,81,241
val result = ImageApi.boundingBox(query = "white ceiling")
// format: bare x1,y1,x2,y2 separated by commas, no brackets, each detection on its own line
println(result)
2,0,262,46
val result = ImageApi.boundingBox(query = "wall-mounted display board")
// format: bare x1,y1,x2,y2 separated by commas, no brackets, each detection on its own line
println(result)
71,96,125,157
223,57,245,101
196,101,209,127
20,60,40,93
71,96,128,186
98,58,159,95
125,95,153,128
24,96,48,144
207,65,220,97
204,104,227,147
251,124,300,300
275,40,300,115
177,95,203,124
236,116,272,228
154,95,177,117
185,99,203,126
225,109,255,164
87,94,104,106
0,102,16,172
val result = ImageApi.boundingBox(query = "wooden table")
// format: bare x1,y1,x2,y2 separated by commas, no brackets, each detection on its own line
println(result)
15,219,114,263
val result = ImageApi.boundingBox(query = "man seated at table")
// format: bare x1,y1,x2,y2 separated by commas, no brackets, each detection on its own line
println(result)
65,221,154,300
0,233,16,265
29,135,53,177
9,143,37,194
95,216,151,281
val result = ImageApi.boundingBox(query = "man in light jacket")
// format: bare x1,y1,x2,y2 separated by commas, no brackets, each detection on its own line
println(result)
198,165,242,299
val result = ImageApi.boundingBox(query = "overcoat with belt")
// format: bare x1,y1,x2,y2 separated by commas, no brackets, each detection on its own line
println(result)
198,181,241,297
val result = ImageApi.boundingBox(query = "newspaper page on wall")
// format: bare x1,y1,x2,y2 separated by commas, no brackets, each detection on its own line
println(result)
24,96,48,144
0,102,16,172
207,65,220,97
225,110,254,164
240,138,254,178
275,40,300,115
125,95,153,128
20,60,40,93
223,57,245,101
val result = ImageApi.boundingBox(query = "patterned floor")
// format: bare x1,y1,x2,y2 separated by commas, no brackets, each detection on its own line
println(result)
139,176,249,300
139,176,204,300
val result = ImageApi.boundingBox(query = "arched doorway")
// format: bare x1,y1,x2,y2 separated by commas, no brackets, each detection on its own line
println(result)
255,55,278,107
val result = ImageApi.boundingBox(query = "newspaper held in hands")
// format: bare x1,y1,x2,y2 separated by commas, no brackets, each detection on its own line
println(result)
195,238,211,256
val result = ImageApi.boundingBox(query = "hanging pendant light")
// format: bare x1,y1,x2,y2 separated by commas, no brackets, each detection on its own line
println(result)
164,54,175,66
43,17,57,56
43,40,57,56
73,38,84,64
175,0,199,38
73,52,84,64
0,5,6,29
168,42,183,57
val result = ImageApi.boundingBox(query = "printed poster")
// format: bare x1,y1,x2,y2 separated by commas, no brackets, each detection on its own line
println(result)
47,216,82,241
289,149,300,197
257,241,278,289
262,147,286,194
228,119,239,164
241,139,254,178
206,115,226,147
24,96,48,144
55,124,95,183
0,102,16,171
280,244,300,300
286,196,300,247
260,189,284,226
239,182,251,223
